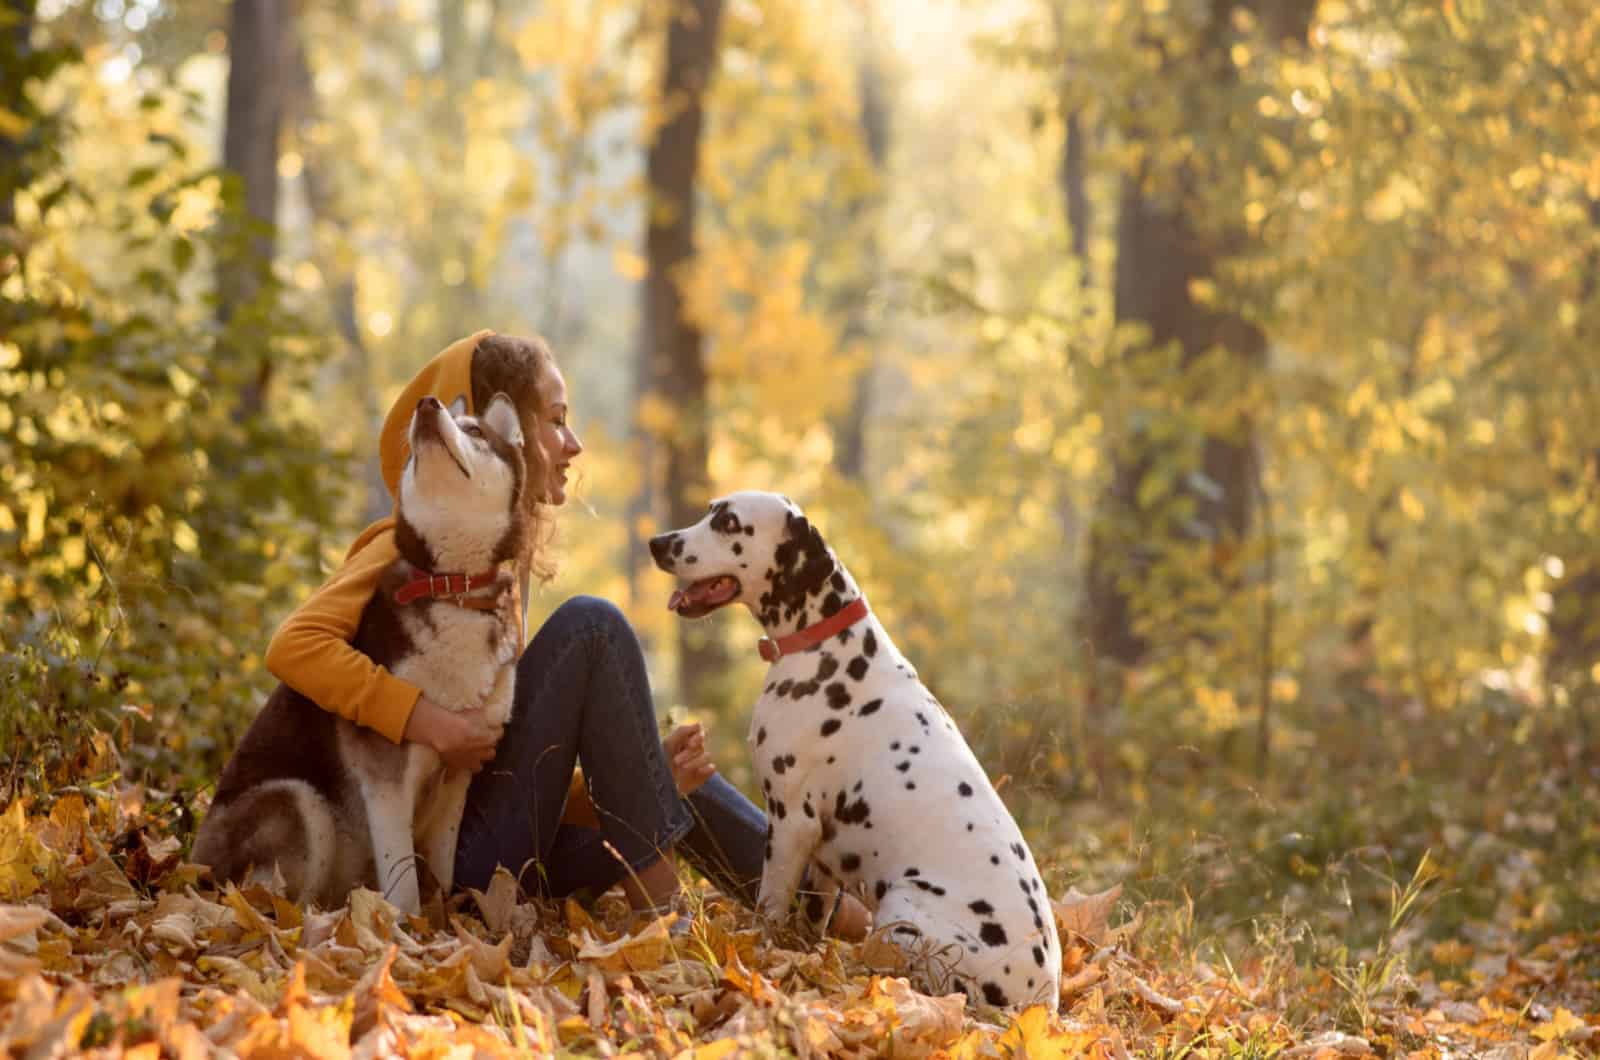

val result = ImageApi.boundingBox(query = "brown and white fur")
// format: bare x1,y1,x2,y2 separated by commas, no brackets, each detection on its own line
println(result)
193,394,526,913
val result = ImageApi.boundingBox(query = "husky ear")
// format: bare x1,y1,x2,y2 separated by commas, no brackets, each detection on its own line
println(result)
447,394,468,418
482,392,523,448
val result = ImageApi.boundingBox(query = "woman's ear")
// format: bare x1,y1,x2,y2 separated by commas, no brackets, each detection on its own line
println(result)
482,392,524,448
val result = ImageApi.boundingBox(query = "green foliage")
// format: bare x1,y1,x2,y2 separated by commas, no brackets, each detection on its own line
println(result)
0,35,349,796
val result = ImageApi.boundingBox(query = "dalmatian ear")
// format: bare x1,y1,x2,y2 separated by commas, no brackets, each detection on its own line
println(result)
481,392,524,448
773,511,836,603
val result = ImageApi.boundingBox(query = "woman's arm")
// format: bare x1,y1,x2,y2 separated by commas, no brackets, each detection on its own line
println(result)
263,533,422,744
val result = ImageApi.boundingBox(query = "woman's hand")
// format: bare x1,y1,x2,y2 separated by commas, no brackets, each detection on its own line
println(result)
403,695,504,772
664,722,716,795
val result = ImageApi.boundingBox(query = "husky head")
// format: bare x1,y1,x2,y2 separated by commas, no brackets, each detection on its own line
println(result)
649,491,857,637
396,393,525,571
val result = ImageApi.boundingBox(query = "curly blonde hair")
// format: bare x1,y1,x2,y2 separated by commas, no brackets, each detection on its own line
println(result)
471,333,561,584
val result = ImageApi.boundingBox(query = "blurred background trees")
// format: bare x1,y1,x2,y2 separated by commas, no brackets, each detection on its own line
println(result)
4,0,1599,939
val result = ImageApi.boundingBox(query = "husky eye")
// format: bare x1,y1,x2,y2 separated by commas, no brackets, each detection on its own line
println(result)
463,424,484,439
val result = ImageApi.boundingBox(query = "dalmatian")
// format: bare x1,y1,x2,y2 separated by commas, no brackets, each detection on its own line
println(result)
650,491,1061,1011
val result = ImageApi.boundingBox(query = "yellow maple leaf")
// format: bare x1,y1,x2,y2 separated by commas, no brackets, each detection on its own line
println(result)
0,799,49,899
1532,1007,1586,1043
999,1004,1084,1059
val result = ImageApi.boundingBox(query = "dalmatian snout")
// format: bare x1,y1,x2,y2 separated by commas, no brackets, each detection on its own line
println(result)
648,532,679,570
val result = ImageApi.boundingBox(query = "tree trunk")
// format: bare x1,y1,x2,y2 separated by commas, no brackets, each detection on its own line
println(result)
1545,197,1600,762
637,0,725,706
1081,0,1311,702
832,32,891,482
0,0,32,231
219,0,286,416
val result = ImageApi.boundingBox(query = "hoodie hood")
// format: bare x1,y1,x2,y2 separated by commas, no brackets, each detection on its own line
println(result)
342,329,494,561
378,329,494,500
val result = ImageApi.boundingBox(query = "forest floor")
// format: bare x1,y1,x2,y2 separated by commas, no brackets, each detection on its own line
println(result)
2,774,1598,1059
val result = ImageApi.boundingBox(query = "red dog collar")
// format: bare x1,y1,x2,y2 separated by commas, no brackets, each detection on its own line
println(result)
394,570,501,608
758,598,870,663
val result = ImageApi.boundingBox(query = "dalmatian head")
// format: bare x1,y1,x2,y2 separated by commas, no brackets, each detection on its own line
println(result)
649,491,850,635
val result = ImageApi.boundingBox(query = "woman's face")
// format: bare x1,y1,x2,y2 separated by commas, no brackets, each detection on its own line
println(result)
534,366,582,504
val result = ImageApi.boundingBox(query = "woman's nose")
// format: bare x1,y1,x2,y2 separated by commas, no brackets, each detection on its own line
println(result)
565,428,583,456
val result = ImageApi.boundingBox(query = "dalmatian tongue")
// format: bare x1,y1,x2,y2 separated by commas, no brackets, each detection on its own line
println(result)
668,575,740,617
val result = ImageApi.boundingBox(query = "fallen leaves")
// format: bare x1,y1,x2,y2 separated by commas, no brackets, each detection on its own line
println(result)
2,786,1599,1058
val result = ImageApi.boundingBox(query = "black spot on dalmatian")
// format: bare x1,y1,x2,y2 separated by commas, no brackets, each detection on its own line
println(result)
771,753,796,775
969,900,994,915
745,526,755,536
889,740,900,751
856,698,881,716
826,683,852,710
847,656,869,681
853,780,863,792
910,745,920,754
732,542,742,555
790,680,820,700
772,799,787,819
815,654,839,681
840,853,861,872
915,711,929,729
911,879,946,896
815,861,834,879
672,538,684,557
904,867,920,877
979,922,1009,947
776,680,793,696
874,880,888,901
802,799,814,818
822,592,842,617
833,792,872,825
804,892,824,922
1033,945,1046,967
831,573,846,593
990,855,1001,865
982,982,1009,1007
757,727,767,746
820,719,842,737
958,782,973,796
864,630,877,657
826,755,835,764
896,761,911,772
905,781,916,790
764,683,774,694
821,817,838,843
1011,842,1026,861
967,823,974,831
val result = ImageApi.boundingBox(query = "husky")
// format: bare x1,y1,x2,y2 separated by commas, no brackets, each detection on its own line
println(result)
193,394,526,913
650,492,1062,1011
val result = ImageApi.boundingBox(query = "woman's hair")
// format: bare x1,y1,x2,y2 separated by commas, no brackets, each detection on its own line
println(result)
471,333,560,583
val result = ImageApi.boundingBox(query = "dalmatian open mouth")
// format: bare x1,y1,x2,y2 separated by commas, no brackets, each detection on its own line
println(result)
666,575,741,619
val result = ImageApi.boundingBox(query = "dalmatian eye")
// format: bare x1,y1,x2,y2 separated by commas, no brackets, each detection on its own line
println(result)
711,510,742,534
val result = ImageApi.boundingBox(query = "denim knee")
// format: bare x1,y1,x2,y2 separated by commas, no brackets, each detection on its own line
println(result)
545,595,629,640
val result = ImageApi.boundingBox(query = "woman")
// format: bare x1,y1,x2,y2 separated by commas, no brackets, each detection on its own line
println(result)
264,330,868,934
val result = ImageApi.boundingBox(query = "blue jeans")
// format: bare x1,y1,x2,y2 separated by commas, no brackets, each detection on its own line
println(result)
453,595,767,906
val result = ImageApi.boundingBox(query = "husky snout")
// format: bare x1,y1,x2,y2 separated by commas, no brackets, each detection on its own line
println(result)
410,396,471,479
